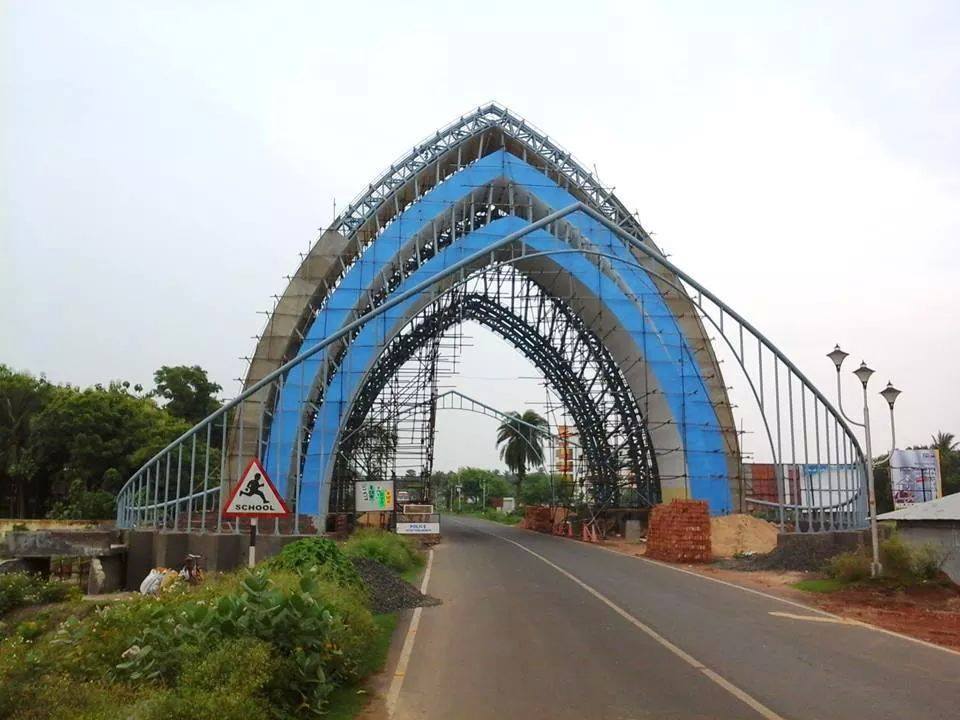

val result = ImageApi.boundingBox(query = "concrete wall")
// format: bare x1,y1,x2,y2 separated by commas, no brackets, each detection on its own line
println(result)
5,530,125,558
0,519,111,538
896,521,960,584
123,530,307,590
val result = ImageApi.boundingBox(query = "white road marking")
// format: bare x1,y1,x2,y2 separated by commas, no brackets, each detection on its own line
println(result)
472,524,786,720
385,547,434,718
595,540,960,659
769,611,858,625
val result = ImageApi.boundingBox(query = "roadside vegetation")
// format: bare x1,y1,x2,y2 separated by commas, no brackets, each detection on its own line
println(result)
0,572,80,616
791,533,947,594
0,364,222,520
343,527,424,574
452,507,524,525
0,532,423,720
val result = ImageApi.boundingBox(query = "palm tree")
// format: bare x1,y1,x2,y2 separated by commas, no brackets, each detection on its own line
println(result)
930,431,957,456
496,410,548,503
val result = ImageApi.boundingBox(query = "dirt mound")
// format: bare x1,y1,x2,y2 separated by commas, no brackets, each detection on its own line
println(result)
710,514,779,558
350,557,441,614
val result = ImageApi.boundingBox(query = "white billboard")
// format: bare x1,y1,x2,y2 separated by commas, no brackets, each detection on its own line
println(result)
355,480,395,512
891,449,942,509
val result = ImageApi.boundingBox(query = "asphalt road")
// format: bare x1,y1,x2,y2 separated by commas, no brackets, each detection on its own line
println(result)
387,515,960,720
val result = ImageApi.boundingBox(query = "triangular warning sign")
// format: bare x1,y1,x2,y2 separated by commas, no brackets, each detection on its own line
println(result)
223,459,291,518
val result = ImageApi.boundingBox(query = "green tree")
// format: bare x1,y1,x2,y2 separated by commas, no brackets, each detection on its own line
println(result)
453,467,512,506
930,431,957,456
929,431,959,496
0,366,55,517
151,365,222,426
29,383,184,493
496,410,548,503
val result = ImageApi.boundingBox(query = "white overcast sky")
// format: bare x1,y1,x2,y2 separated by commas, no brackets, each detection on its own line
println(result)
3,1,958,471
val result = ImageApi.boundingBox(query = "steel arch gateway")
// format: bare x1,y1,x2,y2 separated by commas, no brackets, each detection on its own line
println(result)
117,104,870,535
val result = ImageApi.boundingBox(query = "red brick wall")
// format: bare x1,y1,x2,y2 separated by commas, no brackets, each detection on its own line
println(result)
646,500,712,563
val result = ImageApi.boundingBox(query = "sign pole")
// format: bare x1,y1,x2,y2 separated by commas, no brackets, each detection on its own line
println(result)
249,517,258,568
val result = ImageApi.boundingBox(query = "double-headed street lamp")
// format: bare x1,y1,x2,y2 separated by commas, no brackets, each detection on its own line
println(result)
827,345,901,578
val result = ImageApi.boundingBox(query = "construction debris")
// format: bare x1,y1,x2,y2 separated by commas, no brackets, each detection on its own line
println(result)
646,500,712,563
710,514,779,558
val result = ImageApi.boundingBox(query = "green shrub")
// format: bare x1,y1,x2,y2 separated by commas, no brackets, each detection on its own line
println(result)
0,573,80,616
112,570,376,713
135,638,275,720
0,568,379,719
342,528,424,573
826,549,871,582
265,537,364,590
881,534,944,582
910,543,945,581
879,533,913,580
825,535,946,585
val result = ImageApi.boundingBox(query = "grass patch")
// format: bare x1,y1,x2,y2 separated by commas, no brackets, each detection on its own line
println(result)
324,612,399,720
400,565,422,586
0,572,80,616
792,578,847,594
343,528,424,573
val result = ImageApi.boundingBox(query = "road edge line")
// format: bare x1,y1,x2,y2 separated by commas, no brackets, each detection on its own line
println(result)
385,547,434,718
480,526,786,720
494,517,960,660
595,542,960,659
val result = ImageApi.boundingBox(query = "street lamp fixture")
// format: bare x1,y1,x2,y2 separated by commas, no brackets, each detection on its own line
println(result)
853,361,875,388
827,345,882,578
879,381,901,409
879,381,902,457
827,344,849,371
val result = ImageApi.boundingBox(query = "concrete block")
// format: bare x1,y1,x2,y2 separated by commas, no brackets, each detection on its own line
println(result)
125,530,155,591
624,519,644,542
155,532,190,568
187,532,247,573
87,555,124,595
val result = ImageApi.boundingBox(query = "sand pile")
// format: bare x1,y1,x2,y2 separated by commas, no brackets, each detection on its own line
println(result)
711,514,779,558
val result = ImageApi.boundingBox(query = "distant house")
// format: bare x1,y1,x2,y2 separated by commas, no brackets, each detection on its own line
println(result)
877,493,960,584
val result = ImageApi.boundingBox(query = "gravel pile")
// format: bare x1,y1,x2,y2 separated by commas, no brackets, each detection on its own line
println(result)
715,542,836,572
350,557,442,614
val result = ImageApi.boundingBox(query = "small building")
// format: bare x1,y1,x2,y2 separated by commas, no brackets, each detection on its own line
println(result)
877,493,960,584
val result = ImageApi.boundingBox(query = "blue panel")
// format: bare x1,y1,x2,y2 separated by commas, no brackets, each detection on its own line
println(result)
266,150,731,515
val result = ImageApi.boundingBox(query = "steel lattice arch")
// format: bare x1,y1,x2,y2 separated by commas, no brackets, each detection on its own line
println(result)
117,104,871,535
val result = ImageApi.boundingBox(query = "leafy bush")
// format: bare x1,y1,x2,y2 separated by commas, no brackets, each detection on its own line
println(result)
826,550,871,582
46,480,117,519
825,534,946,585
342,528,424,573
0,568,380,719
265,537,364,590
910,543,945,581
0,573,80,616
879,533,913,580
881,534,944,582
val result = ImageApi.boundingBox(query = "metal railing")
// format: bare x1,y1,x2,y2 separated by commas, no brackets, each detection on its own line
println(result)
116,202,868,533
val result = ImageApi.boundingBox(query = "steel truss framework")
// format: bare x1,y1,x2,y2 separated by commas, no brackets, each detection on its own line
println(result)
115,105,870,537
329,265,659,512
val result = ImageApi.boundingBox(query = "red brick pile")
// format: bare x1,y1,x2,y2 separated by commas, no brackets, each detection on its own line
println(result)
521,505,554,533
645,500,712,563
